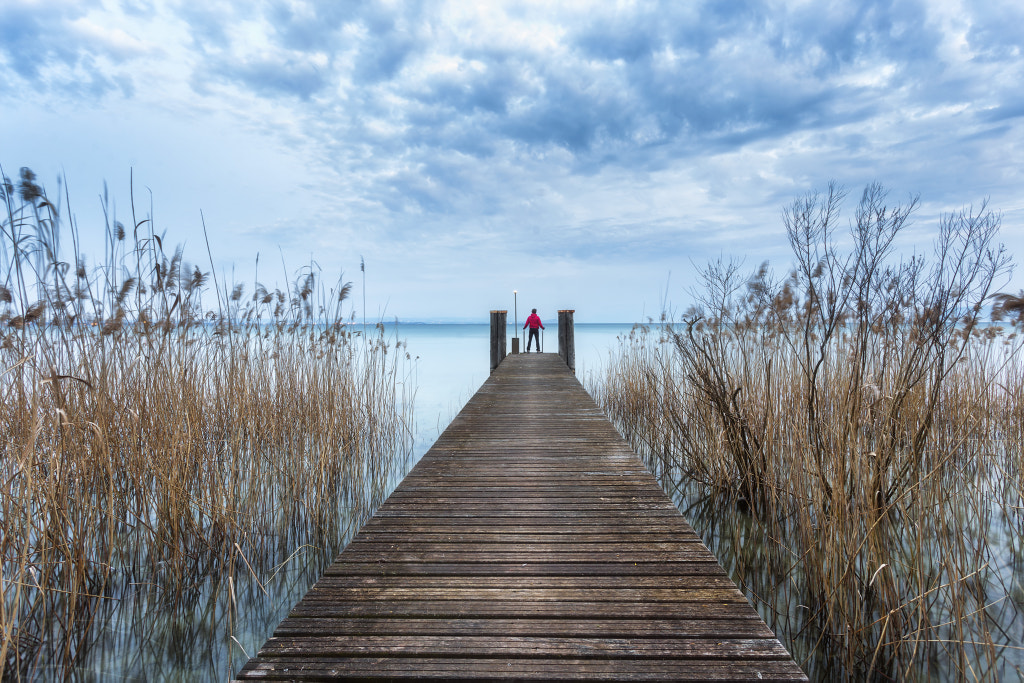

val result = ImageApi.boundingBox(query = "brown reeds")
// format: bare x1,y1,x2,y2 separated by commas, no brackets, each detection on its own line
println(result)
1,168,413,679
590,183,1024,681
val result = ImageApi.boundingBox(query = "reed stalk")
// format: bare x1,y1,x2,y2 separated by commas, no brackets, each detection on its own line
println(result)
1,168,413,679
590,183,1023,681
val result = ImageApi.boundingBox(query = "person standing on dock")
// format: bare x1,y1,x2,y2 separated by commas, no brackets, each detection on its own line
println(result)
524,308,544,352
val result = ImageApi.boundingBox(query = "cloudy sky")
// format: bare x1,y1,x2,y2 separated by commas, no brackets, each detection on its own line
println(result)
2,0,1022,322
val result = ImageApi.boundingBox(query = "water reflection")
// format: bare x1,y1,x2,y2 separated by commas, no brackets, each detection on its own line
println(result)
56,445,413,681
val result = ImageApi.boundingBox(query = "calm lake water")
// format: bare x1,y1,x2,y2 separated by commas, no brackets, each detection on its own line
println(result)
61,320,1022,680
399,322,641,461
64,322,640,681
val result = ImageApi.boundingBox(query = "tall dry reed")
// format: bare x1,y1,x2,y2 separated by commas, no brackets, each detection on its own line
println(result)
0,167,413,678
591,183,1024,681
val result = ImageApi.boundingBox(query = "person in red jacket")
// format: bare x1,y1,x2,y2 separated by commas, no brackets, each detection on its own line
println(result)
524,308,544,352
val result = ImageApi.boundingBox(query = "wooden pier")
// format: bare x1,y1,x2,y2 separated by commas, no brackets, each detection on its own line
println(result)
236,353,807,681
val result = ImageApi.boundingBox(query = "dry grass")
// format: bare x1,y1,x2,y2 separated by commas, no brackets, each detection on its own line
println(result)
1,168,413,678
590,183,1024,681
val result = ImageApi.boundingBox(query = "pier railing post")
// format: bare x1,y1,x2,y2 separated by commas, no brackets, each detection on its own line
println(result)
558,309,575,371
490,310,507,372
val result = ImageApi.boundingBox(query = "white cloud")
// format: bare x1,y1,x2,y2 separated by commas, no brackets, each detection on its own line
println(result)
2,0,1022,321
68,17,154,58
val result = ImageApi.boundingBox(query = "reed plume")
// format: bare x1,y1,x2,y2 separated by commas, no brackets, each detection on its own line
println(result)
1,168,414,679
591,183,1022,680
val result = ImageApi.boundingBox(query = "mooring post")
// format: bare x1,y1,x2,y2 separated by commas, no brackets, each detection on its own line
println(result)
490,310,507,372
558,309,575,371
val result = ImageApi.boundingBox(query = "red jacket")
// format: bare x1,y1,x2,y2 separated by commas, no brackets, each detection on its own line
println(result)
524,313,544,330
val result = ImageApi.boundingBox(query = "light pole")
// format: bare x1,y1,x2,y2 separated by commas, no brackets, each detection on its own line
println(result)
513,290,518,347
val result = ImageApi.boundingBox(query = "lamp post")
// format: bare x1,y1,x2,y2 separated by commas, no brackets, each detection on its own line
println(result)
514,290,518,338
513,290,519,354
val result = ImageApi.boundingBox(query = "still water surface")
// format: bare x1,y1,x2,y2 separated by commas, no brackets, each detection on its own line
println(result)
68,322,638,680
405,322,639,460
71,321,1022,680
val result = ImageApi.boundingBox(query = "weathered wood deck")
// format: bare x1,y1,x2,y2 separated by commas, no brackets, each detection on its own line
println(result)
236,353,807,681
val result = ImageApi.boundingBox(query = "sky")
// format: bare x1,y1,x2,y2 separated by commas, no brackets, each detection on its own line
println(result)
2,0,1023,323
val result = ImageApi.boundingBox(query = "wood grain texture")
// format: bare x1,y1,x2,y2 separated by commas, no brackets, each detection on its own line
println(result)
235,353,807,681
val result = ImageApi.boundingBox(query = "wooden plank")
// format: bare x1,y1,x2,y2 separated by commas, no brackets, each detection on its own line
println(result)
284,602,760,620
310,575,738,589
254,635,793,658
267,618,778,639
235,353,806,681
240,658,806,680
322,562,728,577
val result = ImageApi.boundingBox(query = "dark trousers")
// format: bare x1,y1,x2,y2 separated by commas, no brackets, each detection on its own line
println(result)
527,328,540,351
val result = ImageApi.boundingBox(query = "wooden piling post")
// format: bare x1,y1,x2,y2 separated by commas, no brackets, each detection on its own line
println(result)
558,309,575,371
490,310,507,372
